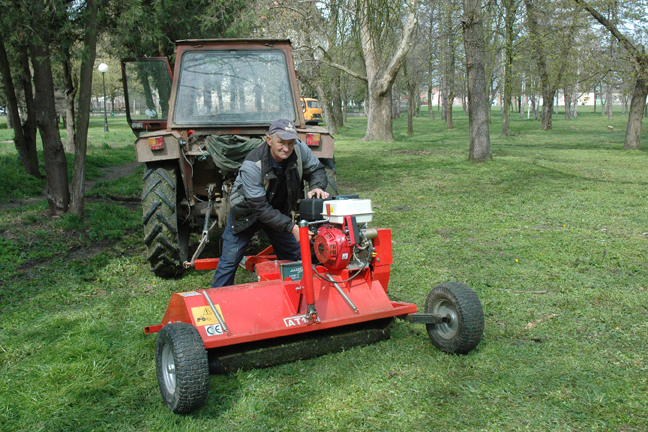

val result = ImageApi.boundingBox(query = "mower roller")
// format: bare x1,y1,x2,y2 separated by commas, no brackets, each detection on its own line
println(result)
145,198,485,414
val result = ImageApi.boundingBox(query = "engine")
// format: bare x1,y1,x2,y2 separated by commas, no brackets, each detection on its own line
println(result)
299,198,377,271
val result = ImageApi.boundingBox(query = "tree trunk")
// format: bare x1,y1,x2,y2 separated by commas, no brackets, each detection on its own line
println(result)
30,37,69,215
18,45,38,166
70,0,99,215
427,87,435,119
540,89,555,129
61,53,77,153
564,90,571,120
407,84,415,134
331,71,344,128
392,86,400,119
0,33,40,177
623,78,647,150
315,82,337,135
463,0,491,161
443,4,455,130
500,3,513,137
606,81,614,120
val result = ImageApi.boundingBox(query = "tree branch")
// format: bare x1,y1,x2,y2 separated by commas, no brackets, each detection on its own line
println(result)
573,0,648,69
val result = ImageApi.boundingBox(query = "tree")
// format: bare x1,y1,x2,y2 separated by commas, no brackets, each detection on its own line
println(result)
523,0,581,130
70,0,100,215
500,0,521,136
574,0,648,150
358,0,419,141
0,32,41,177
463,0,491,161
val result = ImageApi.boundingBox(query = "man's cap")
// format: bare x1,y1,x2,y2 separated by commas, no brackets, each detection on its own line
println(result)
269,119,298,140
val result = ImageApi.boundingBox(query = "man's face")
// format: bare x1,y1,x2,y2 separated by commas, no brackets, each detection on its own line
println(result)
266,134,295,163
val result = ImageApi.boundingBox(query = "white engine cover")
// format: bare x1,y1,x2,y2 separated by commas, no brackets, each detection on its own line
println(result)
321,199,374,224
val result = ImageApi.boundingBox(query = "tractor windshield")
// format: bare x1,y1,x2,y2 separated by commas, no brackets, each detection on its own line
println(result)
173,50,296,125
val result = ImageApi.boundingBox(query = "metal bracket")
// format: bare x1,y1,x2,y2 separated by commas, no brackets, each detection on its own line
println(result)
399,313,450,324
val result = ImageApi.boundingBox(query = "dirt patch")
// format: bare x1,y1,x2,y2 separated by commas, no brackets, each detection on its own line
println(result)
84,161,141,192
68,241,114,261
0,162,142,211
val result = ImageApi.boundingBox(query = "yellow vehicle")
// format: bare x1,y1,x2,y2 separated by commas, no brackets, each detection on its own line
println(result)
301,97,323,124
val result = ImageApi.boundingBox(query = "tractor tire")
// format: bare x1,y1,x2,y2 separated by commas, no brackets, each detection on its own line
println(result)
424,282,484,354
155,323,209,414
142,163,189,277
319,158,338,195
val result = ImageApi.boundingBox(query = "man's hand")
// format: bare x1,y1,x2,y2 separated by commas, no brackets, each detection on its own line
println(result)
291,224,300,241
292,224,315,242
307,188,329,199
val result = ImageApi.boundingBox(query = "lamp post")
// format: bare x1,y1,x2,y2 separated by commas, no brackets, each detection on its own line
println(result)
98,63,109,132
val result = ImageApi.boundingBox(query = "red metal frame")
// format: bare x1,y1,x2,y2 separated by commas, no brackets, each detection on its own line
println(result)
145,228,418,349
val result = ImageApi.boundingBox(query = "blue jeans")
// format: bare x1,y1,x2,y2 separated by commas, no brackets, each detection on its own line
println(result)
211,214,301,287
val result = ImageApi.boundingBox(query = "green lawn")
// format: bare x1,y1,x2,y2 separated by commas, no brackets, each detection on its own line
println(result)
0,110,647,431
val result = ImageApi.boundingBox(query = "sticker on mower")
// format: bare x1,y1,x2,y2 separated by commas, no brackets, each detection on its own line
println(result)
283,315,308,327
191,305,224,327
204,324,224,336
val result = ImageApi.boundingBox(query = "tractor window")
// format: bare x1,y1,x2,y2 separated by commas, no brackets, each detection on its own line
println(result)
124,61,171,120
174,50,296,125
307,100,320,108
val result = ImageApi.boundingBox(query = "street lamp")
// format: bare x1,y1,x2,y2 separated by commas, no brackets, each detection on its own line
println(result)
98,63,109,132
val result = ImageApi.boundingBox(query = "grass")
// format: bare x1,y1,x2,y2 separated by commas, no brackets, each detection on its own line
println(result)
1,110,647,431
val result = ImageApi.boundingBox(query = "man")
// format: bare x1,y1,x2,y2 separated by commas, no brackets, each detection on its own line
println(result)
211,119,329,287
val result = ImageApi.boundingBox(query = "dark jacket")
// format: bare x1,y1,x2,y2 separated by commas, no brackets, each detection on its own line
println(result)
228,140,327,234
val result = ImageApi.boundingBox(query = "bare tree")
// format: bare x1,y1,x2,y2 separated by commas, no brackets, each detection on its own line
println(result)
574,0,648,150
358,0,419,141
70,0,100,216
523,0,580,130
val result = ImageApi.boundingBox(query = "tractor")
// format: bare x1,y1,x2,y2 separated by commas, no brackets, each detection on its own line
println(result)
121,39,335,277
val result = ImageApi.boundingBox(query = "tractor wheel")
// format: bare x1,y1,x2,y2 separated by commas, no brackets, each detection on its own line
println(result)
319,158,338,195
142,163,189,277
155,323,209,414
424,282,484,354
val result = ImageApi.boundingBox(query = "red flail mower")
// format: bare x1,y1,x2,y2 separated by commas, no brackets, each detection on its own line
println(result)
145,197,484,413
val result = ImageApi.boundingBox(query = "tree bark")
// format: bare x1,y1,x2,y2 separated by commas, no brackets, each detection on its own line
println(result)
61,53,77,154
70,0,99,215
623,78,647,150
0,33,40,177
463,0,491,161
30,36,69,215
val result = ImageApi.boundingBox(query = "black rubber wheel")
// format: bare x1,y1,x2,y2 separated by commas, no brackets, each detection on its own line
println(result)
425,282,484,354
319,158,338,195
142,163,189,277
155,323,209,414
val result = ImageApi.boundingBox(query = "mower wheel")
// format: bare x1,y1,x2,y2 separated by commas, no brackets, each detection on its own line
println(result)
424,282,484,354
142,163,189,278
155,323,209,414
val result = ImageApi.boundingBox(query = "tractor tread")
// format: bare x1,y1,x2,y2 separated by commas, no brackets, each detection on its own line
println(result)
142,163,188,277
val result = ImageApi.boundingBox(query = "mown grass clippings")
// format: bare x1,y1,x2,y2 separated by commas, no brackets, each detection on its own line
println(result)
1,111,648,431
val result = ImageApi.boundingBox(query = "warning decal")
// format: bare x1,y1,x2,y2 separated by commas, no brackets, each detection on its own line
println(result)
191,305,223,326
